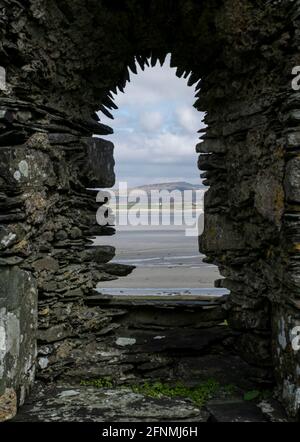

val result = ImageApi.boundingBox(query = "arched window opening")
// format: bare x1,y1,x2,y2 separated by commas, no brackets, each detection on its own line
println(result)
95,54,226,301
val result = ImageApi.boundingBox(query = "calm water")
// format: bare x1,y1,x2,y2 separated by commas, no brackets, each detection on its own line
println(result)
95,229,210,267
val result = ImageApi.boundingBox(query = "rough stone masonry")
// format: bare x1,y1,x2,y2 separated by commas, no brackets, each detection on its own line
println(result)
0,0,300,420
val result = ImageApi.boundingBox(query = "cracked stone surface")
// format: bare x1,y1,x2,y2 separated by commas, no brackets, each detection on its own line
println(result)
13,383,290,423
13,384,209,422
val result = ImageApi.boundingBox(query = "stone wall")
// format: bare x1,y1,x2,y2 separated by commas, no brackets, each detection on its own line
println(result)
35,297,275,397
0,0,300,419
36,298,233,384
0,98,119,413
0,267,37,412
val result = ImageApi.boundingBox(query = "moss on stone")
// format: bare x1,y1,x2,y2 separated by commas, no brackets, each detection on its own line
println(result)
131,379,220,407
80,377,221,407
80,378,113,389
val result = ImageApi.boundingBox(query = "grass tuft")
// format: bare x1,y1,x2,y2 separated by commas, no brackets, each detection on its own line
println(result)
80,377,220,407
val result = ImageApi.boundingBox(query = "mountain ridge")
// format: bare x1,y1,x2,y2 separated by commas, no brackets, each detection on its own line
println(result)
114,181,205,194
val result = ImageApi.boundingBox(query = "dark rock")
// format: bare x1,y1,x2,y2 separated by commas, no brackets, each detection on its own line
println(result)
0,256,24,266
285,157,300,203
113,326,233,354
207,399,268,422
101,263,135,277
257,399,289,422
33,257,59,272
200,213,246,252
196,139,226,154
0,131,27,146
83,137,115,188
37,325,73,343
48,133,79,145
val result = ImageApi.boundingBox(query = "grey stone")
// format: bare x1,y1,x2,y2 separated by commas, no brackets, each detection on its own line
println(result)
207,399,268,422
257,399,289,422
83,137,115,188
37,325,73,344
14,384,209,422
33,257,59,272
286,131,300,149
285,157,300,203
0,267,37,412
200,213,246,252
196,139,226,154
48,133,79,145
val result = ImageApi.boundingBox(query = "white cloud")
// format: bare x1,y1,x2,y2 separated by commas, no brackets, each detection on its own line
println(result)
98,53,206,186
114,57,193,106
140,111,164,132
114,132,197,161
176,106,201,133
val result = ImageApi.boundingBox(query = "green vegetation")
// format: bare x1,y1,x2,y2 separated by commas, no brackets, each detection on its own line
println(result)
81,377,113,388
244,390,260,401
222,383,236,394
80,377,220,407
80,377,273,407
243,389,273,402
131,379,220,407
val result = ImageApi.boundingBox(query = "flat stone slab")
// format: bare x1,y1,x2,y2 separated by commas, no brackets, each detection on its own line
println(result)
112,326,234,354
86,292,228,309
207,400,269,422
13,385,209,422
13,385,289,423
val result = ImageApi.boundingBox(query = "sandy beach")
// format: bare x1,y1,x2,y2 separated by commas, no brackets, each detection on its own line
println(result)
95,229,222,292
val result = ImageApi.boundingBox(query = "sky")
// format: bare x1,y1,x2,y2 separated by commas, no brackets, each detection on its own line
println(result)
99,54,206,188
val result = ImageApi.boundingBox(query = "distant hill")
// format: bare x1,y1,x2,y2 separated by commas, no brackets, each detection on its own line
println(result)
131,181,204,193
114,181,206,195
113,181,205,212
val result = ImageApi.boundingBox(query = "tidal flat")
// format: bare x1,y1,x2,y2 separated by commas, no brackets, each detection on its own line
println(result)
95,229,221,293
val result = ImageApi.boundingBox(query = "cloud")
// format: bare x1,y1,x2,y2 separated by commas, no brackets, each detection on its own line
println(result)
176,106,201,133
113,131,197,162
98,54,205,186
140,111,164,132
114,56,193,106
110,130,200,187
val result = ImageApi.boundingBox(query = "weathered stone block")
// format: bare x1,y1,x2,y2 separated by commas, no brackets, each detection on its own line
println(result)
0,146,56,190
196,138,226,154
84,137,115,188
254,172,284,227
0,267,37,412
198,153,226,171
284,157,300,203
286,132,300,149
272,305,300,417
199,213,246,252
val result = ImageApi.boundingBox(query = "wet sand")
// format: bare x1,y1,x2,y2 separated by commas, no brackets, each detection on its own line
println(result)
98,267,220,289
95,229,221,291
